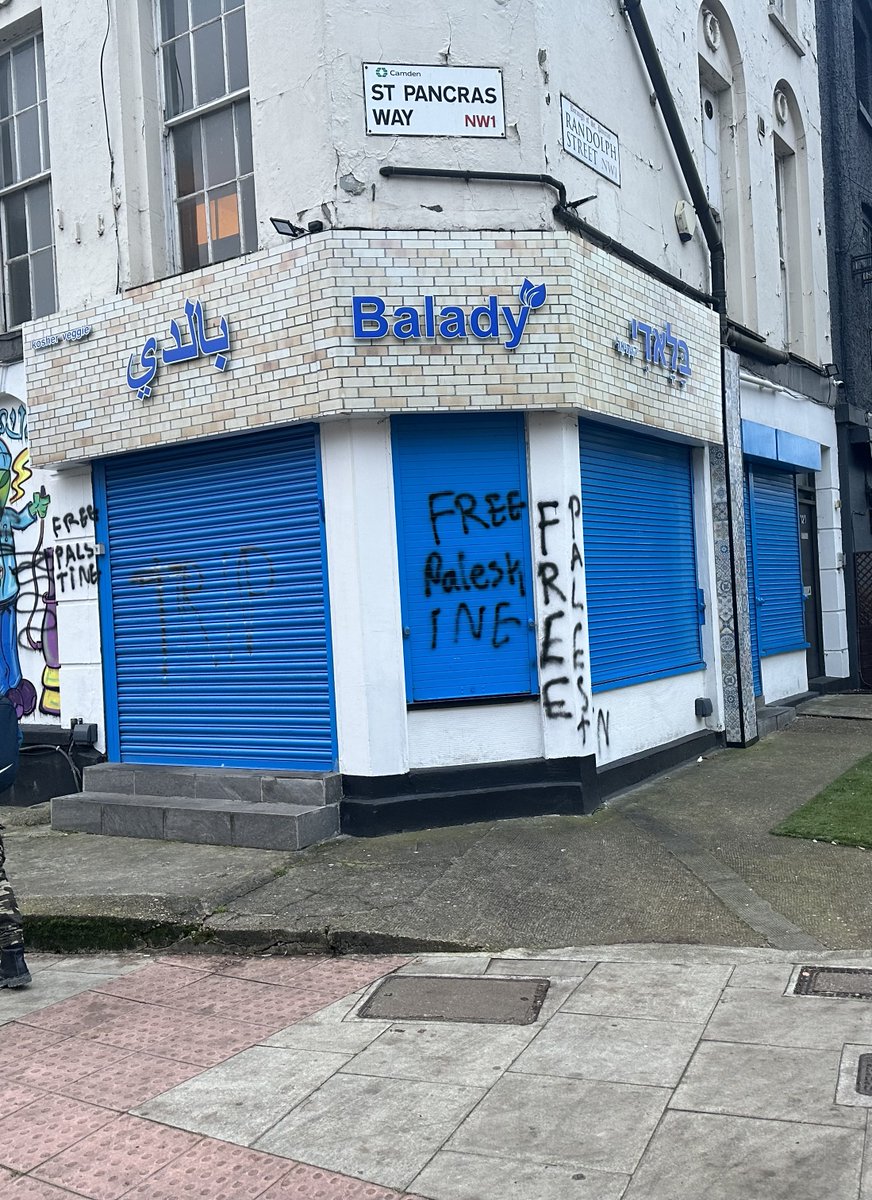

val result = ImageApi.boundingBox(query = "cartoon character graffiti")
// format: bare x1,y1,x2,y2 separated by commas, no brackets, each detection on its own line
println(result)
0,443,50,717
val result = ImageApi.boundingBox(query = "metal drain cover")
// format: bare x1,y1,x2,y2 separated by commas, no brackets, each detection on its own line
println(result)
794,967,872,999
357,975,550,1025
857,1055,872,1096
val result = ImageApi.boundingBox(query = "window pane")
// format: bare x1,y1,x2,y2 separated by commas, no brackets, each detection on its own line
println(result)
36,36,46,101
27,181,52,250
240,173,256,252
163,39,192,118
202,105,235,186
178,195,208,271
223,0,245,11
208,182,240,262
235,100,252,175
5,189,26,258
160,0,189,39
30,247,55,318
39,102,49,171
7,256,30,327
191,0,221,25
193,20,225,105
225,7,249,92
12,41,37,110
0,120,15,189
0,56,12,121
16,106,40,180
173,120,203,197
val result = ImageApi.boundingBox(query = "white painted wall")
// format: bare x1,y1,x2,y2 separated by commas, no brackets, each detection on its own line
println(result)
740,372,850,686
594,670,710,766
407,701,543,771
12,0,830,366
761,650,807,704
320,417,408,777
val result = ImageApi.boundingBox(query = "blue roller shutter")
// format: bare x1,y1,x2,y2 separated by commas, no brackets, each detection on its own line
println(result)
746,464,806,659
743,473,763,696
95,424,336,770
580,420,704,692
392,413,537,702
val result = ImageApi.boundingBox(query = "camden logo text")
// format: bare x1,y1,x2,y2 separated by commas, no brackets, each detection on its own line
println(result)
352,278,547,350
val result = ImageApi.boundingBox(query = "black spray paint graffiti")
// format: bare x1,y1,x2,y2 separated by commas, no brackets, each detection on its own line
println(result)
535,496,609,752
52,505,97,539
53,542,98,594
423,490,527,651
130,546,277,676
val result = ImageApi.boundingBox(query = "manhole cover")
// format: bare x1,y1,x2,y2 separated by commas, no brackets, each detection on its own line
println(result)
794,967,872,999
357,975,550,1025
857,1054,872,1096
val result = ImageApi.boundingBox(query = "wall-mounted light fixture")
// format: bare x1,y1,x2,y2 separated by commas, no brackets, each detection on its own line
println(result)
270,218,326,238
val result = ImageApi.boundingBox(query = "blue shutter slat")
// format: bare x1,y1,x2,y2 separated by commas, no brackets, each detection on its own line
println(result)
747,466,807,659
743,473,763,695
580,421,704,692
392,413,537,702
98,424,336,770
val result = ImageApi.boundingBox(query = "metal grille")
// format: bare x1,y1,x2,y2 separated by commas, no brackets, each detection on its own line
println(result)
357,975,550,1025
794,966,872,999
856,553,872,689
857,1054,872,1096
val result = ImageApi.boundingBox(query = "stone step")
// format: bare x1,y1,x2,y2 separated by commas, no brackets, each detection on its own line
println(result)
82,763,340,807
51,791,339,851
755,704,797,739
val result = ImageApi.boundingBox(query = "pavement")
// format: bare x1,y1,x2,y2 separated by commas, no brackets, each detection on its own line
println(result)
3,944,872,1199
4,713,872,953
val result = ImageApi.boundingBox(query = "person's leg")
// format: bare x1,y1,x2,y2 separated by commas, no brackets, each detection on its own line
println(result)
0,825,30,987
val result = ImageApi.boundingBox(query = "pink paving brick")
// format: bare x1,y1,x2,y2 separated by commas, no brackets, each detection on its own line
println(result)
121,1136,291,1200
154,954,241,973
60,1052,204,1111
217,958,325,987
261,1162,416,1199
0,1095,117,1173
155,974,334,1027
8,1037,132,1092
292,958,409,991
3,1178,84,1197
0,1024,69,1072
93,965,210,1004
5,1083,46,1116
92,1003,272,1066
32,1114,202,1200
17,992,136,1038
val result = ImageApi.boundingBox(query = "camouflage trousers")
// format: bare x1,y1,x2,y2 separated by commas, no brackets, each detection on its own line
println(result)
0,825,23,948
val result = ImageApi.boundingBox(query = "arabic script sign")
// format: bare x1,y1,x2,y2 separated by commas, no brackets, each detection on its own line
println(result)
126,299,231,400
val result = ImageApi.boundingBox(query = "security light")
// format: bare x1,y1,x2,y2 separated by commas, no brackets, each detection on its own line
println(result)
270,217,307,238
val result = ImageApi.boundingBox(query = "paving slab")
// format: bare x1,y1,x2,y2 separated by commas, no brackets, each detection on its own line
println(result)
134,1046,351,1144
623,1110,864,1200
511,1012,703,1087
798,694,872,719
342,1021,535,1087
255,1073,484,1191
725,962,795,991
702,986,872,1050
670,1040,864,1127
561,961,731,1024
446,1073,670,1174
0,969,127,1024
409,1149,630,1200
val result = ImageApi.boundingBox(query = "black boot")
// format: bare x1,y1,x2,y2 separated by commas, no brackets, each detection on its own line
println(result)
0,943,31,988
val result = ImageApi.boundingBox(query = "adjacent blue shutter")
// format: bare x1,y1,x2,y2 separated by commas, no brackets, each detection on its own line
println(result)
746,465,807,658
96,425,336,770
580,421,704,692
743,473,763,696
392,413,537,702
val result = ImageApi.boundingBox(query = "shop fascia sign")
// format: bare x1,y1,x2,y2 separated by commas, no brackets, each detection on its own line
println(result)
614,316,692,383
126,298,231,400
352,278,547,350
31,324,92,351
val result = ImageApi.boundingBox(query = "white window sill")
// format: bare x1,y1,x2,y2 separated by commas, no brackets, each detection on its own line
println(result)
768,9,806,57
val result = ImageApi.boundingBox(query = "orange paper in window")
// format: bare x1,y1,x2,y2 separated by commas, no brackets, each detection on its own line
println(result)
210,193,240,241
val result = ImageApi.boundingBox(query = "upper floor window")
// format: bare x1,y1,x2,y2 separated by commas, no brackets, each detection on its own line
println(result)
856,3,872,116
159,0,256,271
0,33,56,327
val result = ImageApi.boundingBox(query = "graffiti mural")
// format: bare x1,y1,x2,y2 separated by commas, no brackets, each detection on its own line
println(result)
0,400,58,721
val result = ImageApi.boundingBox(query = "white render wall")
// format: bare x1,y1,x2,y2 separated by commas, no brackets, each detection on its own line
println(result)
5,0,831,365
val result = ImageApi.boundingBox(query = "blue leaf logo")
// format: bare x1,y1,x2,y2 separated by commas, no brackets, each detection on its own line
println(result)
519,279,547,310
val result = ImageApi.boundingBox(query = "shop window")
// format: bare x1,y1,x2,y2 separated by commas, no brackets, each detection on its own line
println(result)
158,0,256,270
0,33,55,328
391,413,537,704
